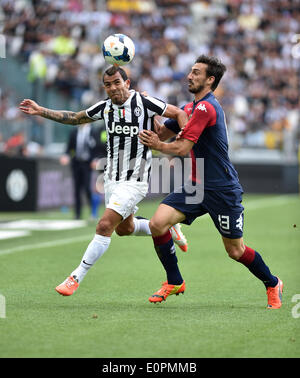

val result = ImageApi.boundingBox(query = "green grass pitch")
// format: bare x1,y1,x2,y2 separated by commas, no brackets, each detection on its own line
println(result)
0,194,299,358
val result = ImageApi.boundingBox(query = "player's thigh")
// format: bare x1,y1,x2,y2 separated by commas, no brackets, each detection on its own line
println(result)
150,204,186,236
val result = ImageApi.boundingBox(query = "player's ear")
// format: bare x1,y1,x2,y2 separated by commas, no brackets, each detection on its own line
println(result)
125,79,130,89
207,76,215,88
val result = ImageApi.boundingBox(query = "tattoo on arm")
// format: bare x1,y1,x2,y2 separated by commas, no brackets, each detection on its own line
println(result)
41,109,92,125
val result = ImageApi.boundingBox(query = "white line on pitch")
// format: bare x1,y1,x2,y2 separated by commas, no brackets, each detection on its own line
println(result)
0,195,298,257
0,234,92,257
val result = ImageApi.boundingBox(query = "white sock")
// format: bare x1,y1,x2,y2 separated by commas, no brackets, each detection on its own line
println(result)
71,234,111,283
131,217,152,236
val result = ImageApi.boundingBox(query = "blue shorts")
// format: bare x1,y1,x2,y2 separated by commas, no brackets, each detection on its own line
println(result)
161,186,244,239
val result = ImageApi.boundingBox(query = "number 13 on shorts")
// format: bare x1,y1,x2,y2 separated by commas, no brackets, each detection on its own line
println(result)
218,212,244,237
218,215,230,233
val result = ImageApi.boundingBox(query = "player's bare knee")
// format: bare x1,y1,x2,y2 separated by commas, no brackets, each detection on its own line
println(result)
149,218,169,236
225,245,243,260
149,219,159,235
96,219,114,236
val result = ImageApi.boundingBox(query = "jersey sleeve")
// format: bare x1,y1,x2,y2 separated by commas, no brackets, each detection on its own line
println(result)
163,104,185,134
180,101,217,143
164,118,181,134
141,95,167,117
85,100,107,120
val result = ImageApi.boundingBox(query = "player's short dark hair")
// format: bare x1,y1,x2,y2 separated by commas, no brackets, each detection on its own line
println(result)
103,66,128,82
195,55,226,91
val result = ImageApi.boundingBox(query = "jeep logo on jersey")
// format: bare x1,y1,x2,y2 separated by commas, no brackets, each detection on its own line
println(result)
107,122,139,137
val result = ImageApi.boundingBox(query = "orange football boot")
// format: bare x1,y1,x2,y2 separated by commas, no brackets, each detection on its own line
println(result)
149,281,185,303
55,276,79,296
170,224,188,252
266,277,283,309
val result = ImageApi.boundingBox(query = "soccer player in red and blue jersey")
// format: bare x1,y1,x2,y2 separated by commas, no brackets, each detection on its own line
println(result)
139,55,283,309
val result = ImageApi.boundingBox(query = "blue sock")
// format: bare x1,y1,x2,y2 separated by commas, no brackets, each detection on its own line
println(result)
152,231,183,285
239,246,278,288
249,252,278,288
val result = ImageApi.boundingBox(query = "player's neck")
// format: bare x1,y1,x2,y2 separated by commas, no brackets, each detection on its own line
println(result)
194,88,212,102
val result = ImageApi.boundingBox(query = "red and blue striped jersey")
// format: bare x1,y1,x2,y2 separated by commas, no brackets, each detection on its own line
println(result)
165,92,242,191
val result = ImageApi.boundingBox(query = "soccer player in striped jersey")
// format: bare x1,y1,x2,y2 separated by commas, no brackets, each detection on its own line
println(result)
139,55,283,309
19,66,188,296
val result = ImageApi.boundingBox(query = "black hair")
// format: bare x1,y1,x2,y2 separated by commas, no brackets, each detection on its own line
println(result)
103,66,128,82
195,55,226,91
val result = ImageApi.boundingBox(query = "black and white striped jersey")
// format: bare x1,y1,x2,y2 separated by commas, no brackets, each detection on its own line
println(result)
86,90,166,183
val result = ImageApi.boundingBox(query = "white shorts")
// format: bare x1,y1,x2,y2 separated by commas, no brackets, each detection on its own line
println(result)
104,180,149,220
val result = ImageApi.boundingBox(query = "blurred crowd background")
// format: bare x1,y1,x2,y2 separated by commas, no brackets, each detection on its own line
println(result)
0,0,299,161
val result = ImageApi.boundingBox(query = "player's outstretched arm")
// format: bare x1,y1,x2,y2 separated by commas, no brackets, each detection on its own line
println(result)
19,99,93,125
